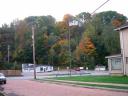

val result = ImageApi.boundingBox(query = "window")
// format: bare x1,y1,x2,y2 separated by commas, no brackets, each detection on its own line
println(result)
40,67,43,71
111,58,122,70
126,57,128,64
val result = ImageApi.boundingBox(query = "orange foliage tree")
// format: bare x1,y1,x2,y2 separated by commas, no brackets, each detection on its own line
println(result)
76,36,96,60
79,36,96,55
112,19,122,27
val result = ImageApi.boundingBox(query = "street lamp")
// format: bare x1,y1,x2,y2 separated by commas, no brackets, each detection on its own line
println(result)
32,26,36,79
68,20,79,76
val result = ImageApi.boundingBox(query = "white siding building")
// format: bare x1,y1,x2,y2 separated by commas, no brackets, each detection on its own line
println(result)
106,23,128,75
22,64,53,73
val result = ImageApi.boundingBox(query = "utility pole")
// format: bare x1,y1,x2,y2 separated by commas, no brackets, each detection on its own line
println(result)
68,25,72,77
68,20,79,76
7,45,10,63
32,26,36,79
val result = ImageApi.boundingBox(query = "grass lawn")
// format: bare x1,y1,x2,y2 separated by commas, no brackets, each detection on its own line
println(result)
55,76,128,84
77,83,128,90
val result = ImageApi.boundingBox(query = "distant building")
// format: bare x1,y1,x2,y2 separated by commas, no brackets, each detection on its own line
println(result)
95,66,106,71
22,64,53,73
106,23,128,76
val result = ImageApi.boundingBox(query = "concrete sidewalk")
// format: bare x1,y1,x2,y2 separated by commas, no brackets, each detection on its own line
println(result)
3,80,128,96
38,79,128,92
44,79,128,87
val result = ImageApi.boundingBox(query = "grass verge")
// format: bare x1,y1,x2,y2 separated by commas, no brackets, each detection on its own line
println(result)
77,83,128,90
54,76,128,84
38,79,128,91
37,75,128,91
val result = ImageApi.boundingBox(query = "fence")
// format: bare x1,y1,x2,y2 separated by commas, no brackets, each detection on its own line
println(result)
0,70,22,76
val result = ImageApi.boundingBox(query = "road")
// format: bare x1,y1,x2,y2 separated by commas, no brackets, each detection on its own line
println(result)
7,70,109,80
2,80,128,96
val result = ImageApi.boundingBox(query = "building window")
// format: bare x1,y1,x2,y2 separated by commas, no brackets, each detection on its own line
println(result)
40,67,43,71
126,57,128,64
111,58,122,70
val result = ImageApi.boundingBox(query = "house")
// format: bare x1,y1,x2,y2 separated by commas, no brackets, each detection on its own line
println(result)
106,54,123,75
106,23,128,76
22,64,53,73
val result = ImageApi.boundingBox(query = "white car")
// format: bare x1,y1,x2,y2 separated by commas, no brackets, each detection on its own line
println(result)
0,73,6,84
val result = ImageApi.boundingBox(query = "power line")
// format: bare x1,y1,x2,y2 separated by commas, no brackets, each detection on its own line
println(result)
74,0,110,24
91,0,110,15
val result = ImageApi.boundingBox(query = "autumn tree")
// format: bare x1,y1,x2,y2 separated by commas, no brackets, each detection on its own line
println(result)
0,10,127,70
51,39,69,66
75,34,96,69
79,36,96,55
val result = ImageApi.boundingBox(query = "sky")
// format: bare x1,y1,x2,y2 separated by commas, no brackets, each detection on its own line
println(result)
0,0,127,26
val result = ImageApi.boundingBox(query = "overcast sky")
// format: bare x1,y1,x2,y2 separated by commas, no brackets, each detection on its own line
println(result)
0,0,127,26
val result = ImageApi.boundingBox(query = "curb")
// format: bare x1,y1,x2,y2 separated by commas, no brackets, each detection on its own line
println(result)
36,79,128,93
44,79,128,87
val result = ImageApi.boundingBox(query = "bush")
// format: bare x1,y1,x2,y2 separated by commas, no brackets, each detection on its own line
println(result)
0,63,21,70
0,92,4,96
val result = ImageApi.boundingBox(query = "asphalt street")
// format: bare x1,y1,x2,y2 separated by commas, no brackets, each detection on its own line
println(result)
2,80,128,96
7,70,109,80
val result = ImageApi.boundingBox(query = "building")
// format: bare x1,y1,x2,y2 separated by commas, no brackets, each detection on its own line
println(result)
106,23,128,76
22,64,53,73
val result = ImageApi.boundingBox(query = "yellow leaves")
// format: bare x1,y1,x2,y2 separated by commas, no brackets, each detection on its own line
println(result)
52,39,68,52
16,20,29,49
56,14,73,34
57,21,67,28
56,21,68,33
75,46,81,60
43,33,48,40
112,19,122,27
63,14,73,22
58,39,68,46
77,36,96,56
75,36,96,61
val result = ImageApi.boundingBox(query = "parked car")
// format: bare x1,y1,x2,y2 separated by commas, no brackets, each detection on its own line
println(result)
74,67,80,71
0,73,6,84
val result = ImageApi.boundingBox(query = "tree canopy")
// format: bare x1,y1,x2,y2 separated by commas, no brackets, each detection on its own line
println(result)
0,11,127,69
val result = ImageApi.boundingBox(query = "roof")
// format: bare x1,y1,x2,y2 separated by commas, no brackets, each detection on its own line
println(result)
115,22,128,31
105,54,122,59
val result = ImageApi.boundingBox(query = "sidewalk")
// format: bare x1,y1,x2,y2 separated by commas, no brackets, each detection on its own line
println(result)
3,80,128,96
38,79,128,92
45,79,128,87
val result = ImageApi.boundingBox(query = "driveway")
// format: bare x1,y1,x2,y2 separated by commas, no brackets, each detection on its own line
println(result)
2,80,128,96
